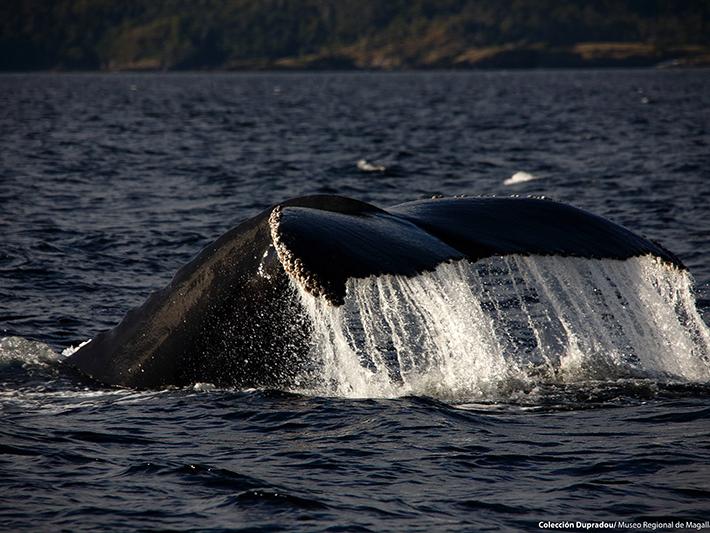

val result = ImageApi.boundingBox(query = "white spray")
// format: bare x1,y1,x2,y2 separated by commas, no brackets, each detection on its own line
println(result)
293,255,710,400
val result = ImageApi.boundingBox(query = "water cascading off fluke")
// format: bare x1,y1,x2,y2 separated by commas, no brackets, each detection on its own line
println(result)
294,255,710,400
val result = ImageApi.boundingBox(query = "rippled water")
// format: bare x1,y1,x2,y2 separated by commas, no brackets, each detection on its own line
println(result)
2,71,710,531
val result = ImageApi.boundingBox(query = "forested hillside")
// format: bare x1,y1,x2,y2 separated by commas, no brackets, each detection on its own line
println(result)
2,0,708,70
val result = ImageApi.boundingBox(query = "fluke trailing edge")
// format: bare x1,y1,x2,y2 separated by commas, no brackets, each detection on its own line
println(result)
66,195,684,389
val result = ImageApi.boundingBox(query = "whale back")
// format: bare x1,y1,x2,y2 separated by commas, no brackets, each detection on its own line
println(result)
66,204,306,389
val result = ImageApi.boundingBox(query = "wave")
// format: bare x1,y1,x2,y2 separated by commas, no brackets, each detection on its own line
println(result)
0,336,60,367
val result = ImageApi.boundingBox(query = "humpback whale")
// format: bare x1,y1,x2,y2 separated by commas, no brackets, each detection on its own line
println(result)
66,195,683,389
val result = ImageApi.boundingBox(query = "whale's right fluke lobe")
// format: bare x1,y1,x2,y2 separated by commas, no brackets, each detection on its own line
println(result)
390,197,685,268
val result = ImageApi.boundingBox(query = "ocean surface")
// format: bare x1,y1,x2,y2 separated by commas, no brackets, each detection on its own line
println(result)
1,70,710,531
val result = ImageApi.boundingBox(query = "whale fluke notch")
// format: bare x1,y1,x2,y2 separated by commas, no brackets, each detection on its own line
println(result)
67,194,685,389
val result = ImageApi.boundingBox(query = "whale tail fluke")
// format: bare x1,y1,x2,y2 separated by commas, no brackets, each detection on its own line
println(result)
67,194,687,389
272,196,685,303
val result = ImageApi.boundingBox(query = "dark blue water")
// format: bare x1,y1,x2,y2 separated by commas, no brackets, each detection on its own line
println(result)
1,71,710,531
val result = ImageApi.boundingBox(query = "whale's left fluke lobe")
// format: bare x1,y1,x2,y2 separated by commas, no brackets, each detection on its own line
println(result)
66,194,686,389
270,204,463,304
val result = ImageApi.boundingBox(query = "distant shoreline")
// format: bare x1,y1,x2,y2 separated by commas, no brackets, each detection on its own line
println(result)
4,43,709,73
5,1,708,73
4,64,708,73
